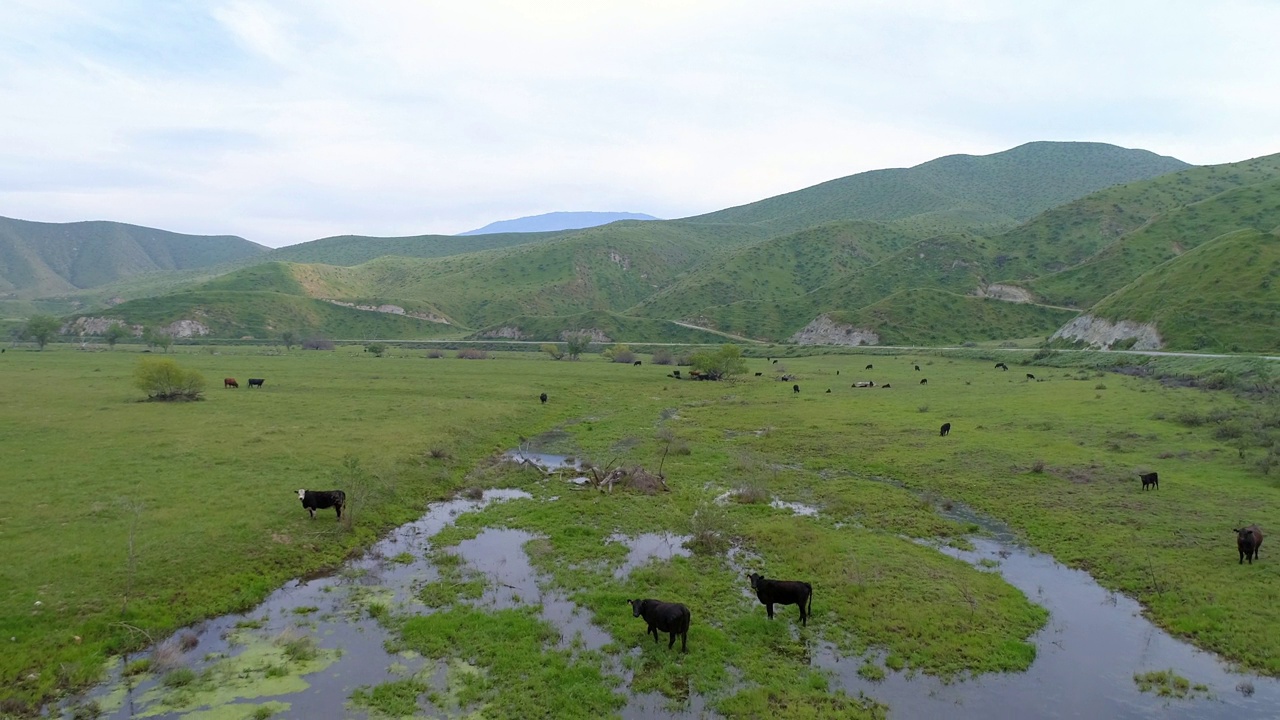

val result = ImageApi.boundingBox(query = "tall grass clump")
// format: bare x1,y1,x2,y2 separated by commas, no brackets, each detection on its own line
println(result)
456,348,488,360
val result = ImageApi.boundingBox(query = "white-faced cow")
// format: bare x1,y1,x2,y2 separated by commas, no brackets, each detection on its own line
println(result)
627,598,690,651
747,572,813,626
298,489,346,520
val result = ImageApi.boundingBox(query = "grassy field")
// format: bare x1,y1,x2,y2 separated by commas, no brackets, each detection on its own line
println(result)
1,344,1277,717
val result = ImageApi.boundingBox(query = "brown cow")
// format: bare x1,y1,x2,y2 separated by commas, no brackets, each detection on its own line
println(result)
224,378,239,389
1235,525,1264,564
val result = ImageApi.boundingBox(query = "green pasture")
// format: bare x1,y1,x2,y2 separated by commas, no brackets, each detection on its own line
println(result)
1,345,1276,717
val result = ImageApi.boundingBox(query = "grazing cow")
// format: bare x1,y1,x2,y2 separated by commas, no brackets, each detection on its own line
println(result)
793,384,800,394
920,378,928,385
995,362,1008,370
627,598,690,651
298,489,346,520
825,389,831,393
853,381,874,388
1026,373,1036,381
772,360,778,364
747,573,813,626
1139,471,1159,491
247,378,265,388
672,370,681,378
634,360,642,366
540,392,548,404
224,378,239,389
882,383,891,388
865,364,873,370
836,370,839,375
1235,525,1264,564
915,365,921,371
940,422,951,436
755,372,763,376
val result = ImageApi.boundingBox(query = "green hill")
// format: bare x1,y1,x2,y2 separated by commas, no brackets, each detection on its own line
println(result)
80,291,456,340
1026,175,1280,307
0,216,266,297
682,142,1190,236
990,153,1280,287
834,289,1079,346
261,229,571,266
630,221,918,320
1085,229,1280,352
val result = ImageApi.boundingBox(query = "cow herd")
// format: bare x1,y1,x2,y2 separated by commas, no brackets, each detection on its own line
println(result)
224,377,265,389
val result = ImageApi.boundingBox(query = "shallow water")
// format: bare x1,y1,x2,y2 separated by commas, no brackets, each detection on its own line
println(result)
818,504,1280,719
610,532,692,579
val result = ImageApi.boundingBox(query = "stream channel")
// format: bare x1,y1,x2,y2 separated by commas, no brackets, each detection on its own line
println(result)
65,453,1280,719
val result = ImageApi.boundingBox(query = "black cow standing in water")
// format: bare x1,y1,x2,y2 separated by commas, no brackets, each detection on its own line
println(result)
627,598,690,651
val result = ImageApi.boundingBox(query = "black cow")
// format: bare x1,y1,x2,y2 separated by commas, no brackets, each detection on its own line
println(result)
1139,471,1158,491
793,384,800,394
672,370,681,378
747,573,813,626
298,489,345,520
865,364,873,370
627,598,690,651
1026,373,1036,381
836,370,839,375
247,378,265,388
995,362,1008,370
940,422,951,436
539,392,548,404
755,372,763,376
920,378,927,385
634,360,642,366
825,389,831,393
882,383,891,388
772,360,778,364
915,365,921,371
1235,525,1264,564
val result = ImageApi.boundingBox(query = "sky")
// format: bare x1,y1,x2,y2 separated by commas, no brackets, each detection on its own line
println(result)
2,1,1279,248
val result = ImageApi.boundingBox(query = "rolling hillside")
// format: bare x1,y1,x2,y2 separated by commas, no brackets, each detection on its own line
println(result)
0,216,266,297
470,310,732,344
682,142,1190,236
832,290,1079,346
1083,229,1280,352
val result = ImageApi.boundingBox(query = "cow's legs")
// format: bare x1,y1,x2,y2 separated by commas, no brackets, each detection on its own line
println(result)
680,630,687,652
668,631,676,649
766,603,774,620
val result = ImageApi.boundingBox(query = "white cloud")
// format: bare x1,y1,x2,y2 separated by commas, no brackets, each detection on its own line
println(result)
0,0,1277,246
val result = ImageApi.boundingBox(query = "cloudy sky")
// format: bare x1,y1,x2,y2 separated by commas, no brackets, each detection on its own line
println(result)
2,1,1278,248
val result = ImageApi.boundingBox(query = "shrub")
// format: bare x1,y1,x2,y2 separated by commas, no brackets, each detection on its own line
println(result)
365,343,388,357
733,483,768,504
426,349,444,358
456,348,488,360
539,343,564,360
687,504,731,555
134,359,205,401
302,337,334,350
1031,459,1046,473
603,344,636,363
651,348,674,365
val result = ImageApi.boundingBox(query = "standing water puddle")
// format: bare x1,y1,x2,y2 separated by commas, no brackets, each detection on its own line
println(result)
818,501,1280,719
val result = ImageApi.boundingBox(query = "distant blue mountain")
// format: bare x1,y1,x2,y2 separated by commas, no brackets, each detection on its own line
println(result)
459,211,659,235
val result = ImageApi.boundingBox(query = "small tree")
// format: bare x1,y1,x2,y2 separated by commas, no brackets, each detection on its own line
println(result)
366,343,388,357
540,343,564,360
281,330,297,351
564,333,591,360
689,344,748,380
104,322,131,350
134,358,206,400
22,314,61,350
602,344,636,363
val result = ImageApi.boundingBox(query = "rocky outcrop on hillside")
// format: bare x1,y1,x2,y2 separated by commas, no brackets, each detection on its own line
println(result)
1050,315,1163,350
325,300,451,324
62,316,210,338
477,326,527,340
165,319,211,338
787,314,880,346
974,284,1034,303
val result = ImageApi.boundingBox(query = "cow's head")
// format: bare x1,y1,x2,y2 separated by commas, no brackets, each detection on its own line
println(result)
747,572,764,590
1235,527,1255,542
626,599,643,617
297,489,307,500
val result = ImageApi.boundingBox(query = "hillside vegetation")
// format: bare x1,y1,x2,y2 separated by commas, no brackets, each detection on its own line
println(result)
1089,229,1280,352
0,216,265,297
470,310,734,344
832,289,1079,346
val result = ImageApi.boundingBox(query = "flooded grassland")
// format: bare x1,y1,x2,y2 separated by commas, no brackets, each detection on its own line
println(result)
2,348,1277,718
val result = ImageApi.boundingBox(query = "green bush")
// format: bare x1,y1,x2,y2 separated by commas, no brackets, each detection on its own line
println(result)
133,359,206,401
